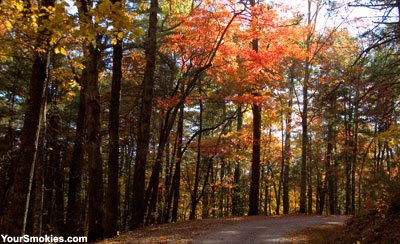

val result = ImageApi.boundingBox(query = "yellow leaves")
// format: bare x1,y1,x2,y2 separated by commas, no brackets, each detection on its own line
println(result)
129,27,144,39
15,2,24,12
139,2,150,11
54,47,67,56
68,79,79,89
97,0,113,16
71,60,85,70
117,32,123,40
5,21,13,30
111,31,124,45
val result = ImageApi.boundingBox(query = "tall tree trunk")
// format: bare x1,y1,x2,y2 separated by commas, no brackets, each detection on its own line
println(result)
232,105,243,216
248,0,261,216
105,29,123,238
30,100,48,236
351,93,359,214
283,77,293,214
300,0,313,214
49,111,65,235
145,111,176,225
171,104,184,222
300,65,309,214
307,155,313,214
163,140,176,223
131,0,158,229
325,123,334,214
249,101,261,216
344,98,351,215
276,115,285,215
202,183,209,219
219,159,225,217
326,93,336,214
264,166,269,215
190,86,203,220
333,145,339,214
66,71,87,236
0,0,53,233
162,141,173,223
86,41,105,241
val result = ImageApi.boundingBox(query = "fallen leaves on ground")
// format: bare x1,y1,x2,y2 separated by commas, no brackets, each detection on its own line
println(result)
98,216,274,243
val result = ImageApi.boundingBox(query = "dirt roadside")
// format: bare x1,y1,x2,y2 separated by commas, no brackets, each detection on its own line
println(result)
99,215,349,243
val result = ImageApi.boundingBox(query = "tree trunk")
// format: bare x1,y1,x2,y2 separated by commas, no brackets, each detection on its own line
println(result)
248,0,261,216
232,105,243,216
219,159,225,217
264,166,269,215
171,104,184,222
326,95,335,214
300,65,309,214
131,0,158,229
162,141,172,223
283,77,293,214
344,98,351,215
105,30,123,238
307,155,313,214
276,115,285,215
163,140,176,223
30,103,47,236
249,102,261,215
190,90,203,220
351,94,359,214
300,0,313,214
86,41,105,241
66,70,87,236
0,0,53,232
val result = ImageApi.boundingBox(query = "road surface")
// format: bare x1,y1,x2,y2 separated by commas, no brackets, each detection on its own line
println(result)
193,215,348,244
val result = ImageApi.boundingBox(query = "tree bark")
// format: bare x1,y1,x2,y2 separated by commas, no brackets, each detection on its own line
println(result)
300,0,313,214
105,30,123,237
248,0,261,216
232,105,243,216
30,101,48,236
86,41,105,241
66,70,87,236
171,104,184,222
189,86,203,220
131,0,158,229
326,93,336,214
0,0,53,233
249,102,261,215
283,78,293,214
300,64,309,214
48,111,65,235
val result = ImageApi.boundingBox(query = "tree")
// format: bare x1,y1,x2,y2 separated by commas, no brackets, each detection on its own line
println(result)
105,0,123,236
0,0,55,235
131,0,159,229
248,0,261,217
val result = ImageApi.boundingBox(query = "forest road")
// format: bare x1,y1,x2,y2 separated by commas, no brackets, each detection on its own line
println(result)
193,215,349,244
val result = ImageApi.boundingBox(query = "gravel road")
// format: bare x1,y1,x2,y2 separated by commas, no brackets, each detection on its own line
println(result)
193,215,349,244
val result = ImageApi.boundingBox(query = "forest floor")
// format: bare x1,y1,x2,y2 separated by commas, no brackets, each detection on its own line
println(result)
99,215,349,243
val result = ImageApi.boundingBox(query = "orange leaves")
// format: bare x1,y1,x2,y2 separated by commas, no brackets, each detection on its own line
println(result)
157,96,180,110
228,94,269,106
167,4,238,70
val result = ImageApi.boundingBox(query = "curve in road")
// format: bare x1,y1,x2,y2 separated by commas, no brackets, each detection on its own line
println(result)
194,215,349,244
